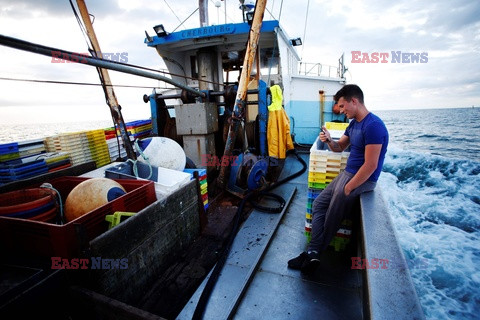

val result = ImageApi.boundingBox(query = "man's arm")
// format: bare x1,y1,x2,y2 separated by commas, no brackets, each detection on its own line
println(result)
344,144,382,195
326,135,350,152
320,127,350,152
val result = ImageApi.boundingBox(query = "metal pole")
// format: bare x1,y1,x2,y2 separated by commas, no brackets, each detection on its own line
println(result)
319,90,325,128
217,0,268,187
199,0,209,27
0,35,205,98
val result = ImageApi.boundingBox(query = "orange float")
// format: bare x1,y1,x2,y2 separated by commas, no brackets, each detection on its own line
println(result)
64,178,126,222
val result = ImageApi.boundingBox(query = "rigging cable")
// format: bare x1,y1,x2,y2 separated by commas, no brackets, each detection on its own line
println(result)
265,0,276,20
163,0,185,29
69,0,126,161
172,8,199,33
301,0,310,61
68,0,93,51
209,0,236,23
0,76,165,89
278,0,284,23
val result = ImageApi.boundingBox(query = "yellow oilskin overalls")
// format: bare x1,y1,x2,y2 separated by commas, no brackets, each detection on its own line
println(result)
267,85,294,159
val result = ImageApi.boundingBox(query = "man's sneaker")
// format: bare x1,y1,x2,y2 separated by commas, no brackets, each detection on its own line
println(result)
300,251,321,274
288,252,309,270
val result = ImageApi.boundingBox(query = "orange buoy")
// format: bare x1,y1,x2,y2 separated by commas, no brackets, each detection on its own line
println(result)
64,178,126,222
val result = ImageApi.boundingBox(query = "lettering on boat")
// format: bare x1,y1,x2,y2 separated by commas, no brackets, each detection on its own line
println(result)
180,25,235,39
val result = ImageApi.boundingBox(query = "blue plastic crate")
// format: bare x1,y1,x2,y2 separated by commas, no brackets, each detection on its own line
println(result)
0,159,47,176
0,142,19,155
0,166,49,182
183,168,207,180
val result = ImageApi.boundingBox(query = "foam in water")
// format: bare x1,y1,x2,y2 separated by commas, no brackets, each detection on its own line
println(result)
378,144,480,319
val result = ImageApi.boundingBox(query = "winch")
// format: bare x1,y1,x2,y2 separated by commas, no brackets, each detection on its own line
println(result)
227,152,269,198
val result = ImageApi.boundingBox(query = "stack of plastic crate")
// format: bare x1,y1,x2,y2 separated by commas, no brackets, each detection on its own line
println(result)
85,129,110,168
0,143,21,163
45,130,110,168
184,168,208,211
104,127,127,162
45,132,92,166
18,139,46,158
0,139,46,162
0,140,59,185
306,137,350,251
117,119,153,140
40,152,72,172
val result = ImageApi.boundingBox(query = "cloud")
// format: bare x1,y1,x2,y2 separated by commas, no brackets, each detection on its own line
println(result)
0,0,121,17
0,0,479,122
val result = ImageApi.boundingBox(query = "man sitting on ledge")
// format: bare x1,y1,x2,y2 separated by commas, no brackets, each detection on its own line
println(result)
288,84,389,274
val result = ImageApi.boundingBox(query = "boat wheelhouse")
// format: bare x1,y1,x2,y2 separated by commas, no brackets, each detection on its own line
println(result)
145,19,347,145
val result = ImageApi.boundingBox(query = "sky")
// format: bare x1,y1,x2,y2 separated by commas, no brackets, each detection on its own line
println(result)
0,0,479,124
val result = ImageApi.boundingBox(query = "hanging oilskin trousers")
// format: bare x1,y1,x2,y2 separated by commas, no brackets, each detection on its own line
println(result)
267,85,294,159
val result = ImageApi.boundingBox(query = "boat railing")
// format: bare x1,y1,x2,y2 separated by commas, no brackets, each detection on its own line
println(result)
298,61,339,78
360,190,425,319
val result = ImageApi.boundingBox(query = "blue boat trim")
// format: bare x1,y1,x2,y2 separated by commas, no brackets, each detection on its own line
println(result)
146,20,280,47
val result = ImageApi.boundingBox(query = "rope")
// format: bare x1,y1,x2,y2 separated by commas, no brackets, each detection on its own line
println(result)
40,183,64,225
125,140,153,180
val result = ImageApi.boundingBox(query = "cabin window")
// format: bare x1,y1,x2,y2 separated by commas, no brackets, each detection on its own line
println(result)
221,50,243,84
260,48,279,76
190,55,198,79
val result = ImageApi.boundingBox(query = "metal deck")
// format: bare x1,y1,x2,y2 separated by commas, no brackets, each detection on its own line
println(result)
178,153,363,319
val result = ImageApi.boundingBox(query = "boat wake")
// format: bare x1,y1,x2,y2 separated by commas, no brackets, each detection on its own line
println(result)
378,145,480,319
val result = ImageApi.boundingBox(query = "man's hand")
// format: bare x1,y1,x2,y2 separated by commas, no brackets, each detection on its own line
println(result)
319,126,331,143
344,183,353,196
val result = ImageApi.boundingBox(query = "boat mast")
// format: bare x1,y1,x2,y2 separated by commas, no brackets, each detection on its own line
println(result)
217,0,268,186
199,0,209,27
76,0,136,160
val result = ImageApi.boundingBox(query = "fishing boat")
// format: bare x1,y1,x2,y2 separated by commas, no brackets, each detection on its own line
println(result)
0,1,424,319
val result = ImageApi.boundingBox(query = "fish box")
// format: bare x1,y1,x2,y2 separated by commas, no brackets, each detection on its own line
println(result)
104,161,191,198
0,176,156,259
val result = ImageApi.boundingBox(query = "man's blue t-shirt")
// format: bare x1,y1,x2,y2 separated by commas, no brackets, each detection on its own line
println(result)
344,113,388,182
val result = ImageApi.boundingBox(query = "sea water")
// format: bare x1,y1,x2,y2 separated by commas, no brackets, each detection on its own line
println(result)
1,108,479,319
375,108,480,319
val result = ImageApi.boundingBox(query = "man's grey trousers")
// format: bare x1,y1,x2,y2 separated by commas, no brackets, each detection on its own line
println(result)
308,171,377,252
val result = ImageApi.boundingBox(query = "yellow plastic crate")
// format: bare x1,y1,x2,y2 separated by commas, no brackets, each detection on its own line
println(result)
325,122,349,131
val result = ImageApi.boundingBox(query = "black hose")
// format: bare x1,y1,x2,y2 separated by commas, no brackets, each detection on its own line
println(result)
192,149,307,319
